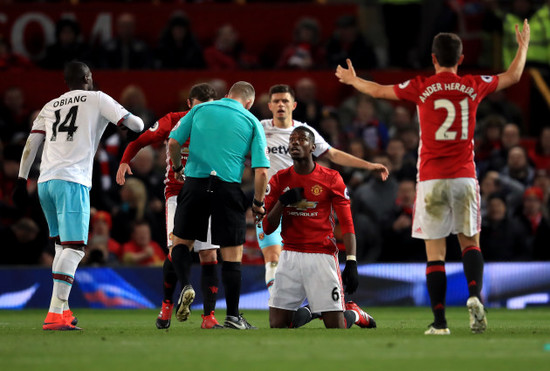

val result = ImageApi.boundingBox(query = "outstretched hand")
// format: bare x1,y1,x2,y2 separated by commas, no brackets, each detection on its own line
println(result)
370,163,389,181
335,59,357,85
516,19,530,49
116,163,132,185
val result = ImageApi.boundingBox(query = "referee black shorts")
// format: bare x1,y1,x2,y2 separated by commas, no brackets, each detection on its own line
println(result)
173,176,247,247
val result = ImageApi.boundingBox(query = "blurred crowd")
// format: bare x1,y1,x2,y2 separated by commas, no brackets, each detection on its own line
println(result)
1,0,550,266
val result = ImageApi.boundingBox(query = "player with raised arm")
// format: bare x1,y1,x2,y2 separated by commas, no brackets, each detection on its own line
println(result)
116,83,223,329
336,20,530,334
258,84,389,298
264,126,376,329
13,61,144,330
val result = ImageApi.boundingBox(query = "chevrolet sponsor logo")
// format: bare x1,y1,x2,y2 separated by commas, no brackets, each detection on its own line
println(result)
291,199,318,211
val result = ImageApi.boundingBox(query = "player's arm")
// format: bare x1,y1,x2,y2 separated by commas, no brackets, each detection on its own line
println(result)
335,59,399,100
117,121,165,185
167,113,193,182
496,19,530,91
323,148,389,181
14,131,45,208
332,174,359,294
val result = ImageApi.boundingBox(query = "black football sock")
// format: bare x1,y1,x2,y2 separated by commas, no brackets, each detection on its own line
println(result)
426,260,447,327
290,307,313,328
162,257,178,303
222,261,241,318
171,244,193,288
201,262,219,315
343,310,356,329
461,246,484,299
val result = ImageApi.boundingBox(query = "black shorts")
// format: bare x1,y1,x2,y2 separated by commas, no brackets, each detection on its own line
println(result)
173,176,247,247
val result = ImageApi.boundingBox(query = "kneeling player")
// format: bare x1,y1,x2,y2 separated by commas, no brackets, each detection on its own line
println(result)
263,126,375,329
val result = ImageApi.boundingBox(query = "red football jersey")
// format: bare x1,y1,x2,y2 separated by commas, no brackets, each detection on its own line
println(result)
264,164,355,255
121,111,190,198
394,72,499,181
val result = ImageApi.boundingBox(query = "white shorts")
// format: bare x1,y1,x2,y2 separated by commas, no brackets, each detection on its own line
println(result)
412,178,481,240
268,250,345,313
166,195,219,251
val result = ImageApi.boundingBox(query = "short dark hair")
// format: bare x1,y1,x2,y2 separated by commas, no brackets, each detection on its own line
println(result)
189,83,216,102
269,84,295,100
432,33,462,67
228,81,255,101
292,126,315,143
64,61,90,88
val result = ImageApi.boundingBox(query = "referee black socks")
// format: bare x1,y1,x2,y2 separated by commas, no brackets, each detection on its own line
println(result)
222,261,241,318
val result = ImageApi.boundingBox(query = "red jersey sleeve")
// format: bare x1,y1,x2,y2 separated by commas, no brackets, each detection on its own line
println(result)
471,75,499,102
263,174,282,235
330,173,354,235
393,76,424,104
120,112,182,164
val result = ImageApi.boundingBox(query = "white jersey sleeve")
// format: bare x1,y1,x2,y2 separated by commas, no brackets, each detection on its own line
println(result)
37,90,130,188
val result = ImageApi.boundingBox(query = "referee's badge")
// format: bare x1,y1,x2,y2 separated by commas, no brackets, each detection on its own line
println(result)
311,184,323,196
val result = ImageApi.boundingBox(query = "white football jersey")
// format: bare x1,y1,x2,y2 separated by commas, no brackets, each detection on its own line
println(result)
31,90,130,188
261,119,331,179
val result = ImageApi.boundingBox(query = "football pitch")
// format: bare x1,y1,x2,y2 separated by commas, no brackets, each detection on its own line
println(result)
1,307,549,371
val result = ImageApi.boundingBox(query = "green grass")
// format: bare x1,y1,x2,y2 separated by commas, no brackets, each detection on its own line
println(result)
1,307,549,371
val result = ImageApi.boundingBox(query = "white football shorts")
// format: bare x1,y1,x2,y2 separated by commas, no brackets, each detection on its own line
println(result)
166,195,219,251
269,250,345,313
412,177,481,240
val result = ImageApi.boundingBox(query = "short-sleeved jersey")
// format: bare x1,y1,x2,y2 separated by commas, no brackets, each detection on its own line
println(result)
261,119,331,179
32,90,129,187
169,98,270,183
264,164,354,255
394,72,499,181
121,111,188,198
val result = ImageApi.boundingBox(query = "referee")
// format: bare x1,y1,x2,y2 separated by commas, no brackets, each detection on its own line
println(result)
168,81,270,329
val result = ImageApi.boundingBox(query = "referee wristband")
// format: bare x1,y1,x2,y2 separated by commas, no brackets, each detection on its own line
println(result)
253,199,264,207
346,255,356,261
172,164,183,173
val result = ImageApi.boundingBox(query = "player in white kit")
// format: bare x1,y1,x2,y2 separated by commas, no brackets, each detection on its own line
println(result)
14,61,144,330
257,84,389,298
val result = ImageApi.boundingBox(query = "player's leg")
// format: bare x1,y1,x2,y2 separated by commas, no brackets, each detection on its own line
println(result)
156,195,178,329
171,180,209,322
424,238,450,335
269,250,307,328
41,180,87,330
303,253,347,329
413,179,452,335
458,233,487,333
321,311,347,329
256,221,283,295
49,237,77,326
452,178,486,333
269,307,294,328
197,239,223,329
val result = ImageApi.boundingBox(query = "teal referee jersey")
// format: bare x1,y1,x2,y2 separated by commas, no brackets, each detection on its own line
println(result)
169,98,270,183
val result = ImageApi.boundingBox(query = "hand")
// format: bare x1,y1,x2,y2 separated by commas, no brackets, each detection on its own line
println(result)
335,59,357,85
13,178,29,210
279,187,303,206
116,163,132,185
342,260,359,294
516,19,530,49
370,163,389,181
252,204,266,224
174,169,184,183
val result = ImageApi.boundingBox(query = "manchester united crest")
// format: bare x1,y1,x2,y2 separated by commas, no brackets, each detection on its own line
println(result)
311,184,323,196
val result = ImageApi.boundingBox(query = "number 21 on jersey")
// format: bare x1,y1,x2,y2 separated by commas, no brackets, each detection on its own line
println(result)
434,98,469,141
